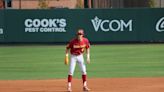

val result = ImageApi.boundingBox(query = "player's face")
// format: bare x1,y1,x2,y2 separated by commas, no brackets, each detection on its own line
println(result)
77,34,83,41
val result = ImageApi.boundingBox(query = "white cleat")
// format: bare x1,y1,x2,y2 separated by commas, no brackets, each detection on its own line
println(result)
83,86,91,92
67,87,72,92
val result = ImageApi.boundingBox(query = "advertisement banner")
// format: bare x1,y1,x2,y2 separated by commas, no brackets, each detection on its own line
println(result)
2,8,164,43
69,9,164,42
0,10,4,42
4,9,72,42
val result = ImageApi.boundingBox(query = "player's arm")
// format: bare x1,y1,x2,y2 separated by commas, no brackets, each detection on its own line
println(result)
65,45,69,56
86,48,90,64
85,39,90,64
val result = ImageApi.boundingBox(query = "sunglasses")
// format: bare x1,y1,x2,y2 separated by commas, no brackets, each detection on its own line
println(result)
77,33,83,35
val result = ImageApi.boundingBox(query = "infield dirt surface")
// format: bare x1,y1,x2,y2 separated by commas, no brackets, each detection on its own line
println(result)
0,77,164,92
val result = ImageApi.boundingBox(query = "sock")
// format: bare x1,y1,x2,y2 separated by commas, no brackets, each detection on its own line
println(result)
68,75,72,82
82,75,87,87
68,75,72,87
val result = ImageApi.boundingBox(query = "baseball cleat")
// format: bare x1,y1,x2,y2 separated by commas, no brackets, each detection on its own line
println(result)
67,87,72,92
83,86,90,92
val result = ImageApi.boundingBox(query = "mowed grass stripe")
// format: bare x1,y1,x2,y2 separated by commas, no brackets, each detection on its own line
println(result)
0,44,164,80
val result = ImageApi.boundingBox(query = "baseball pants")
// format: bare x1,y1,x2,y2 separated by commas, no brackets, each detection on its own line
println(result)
68,54,87,75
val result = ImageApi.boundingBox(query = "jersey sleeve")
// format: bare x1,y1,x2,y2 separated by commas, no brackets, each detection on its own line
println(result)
66,39,73,49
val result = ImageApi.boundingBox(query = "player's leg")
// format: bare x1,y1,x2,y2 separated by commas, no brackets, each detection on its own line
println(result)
67,55,77,91
77,54,90,91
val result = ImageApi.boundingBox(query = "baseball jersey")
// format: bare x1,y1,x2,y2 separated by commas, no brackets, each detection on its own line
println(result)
66,37,90,55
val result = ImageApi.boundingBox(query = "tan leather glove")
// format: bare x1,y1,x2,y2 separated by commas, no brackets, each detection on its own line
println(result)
65,54,69,65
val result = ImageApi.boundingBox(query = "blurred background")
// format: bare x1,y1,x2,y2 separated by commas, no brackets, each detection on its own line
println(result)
0,0,164,9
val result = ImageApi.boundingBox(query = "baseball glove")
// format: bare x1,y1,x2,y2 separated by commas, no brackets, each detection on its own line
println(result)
65,55,69,65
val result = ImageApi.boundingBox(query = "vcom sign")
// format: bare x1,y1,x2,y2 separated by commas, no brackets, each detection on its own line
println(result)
91,16,133,32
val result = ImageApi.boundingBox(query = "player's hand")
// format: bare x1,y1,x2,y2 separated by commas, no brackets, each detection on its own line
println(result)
65,54,69,65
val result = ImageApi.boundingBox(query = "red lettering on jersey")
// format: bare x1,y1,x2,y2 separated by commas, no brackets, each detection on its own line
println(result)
66,37,90,55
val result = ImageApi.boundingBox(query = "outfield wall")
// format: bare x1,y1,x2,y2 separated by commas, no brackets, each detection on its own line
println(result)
0,8,164,43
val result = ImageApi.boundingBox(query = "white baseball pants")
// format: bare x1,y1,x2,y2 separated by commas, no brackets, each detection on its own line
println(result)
68,54,87,75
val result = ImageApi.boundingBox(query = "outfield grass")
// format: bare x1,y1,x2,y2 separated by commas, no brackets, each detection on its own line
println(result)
0,44,164,80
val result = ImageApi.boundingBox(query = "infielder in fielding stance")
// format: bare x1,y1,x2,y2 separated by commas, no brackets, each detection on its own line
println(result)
65,29,91,92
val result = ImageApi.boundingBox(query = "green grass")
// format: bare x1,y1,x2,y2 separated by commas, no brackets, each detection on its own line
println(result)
0,44,164,80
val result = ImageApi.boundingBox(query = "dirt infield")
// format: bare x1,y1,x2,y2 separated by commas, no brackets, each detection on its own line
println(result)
0,78,164,92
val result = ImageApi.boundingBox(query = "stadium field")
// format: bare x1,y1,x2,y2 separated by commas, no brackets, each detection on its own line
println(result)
0,44,164,80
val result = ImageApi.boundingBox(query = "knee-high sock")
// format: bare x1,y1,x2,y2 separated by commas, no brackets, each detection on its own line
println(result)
68,75,72,87
82,75,87,86
68,75,72,82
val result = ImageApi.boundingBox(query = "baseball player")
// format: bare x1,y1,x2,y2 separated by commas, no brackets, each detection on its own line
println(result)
65,29,91,92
